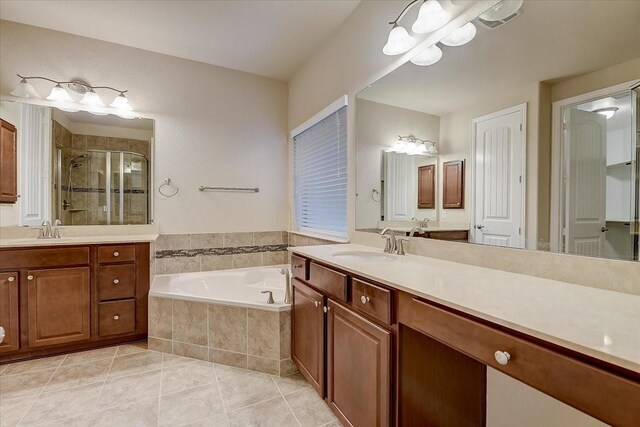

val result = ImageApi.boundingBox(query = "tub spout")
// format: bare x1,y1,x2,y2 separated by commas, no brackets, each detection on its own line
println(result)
280,267,292,304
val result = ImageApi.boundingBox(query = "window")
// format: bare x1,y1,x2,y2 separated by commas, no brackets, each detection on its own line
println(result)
293,103,347,238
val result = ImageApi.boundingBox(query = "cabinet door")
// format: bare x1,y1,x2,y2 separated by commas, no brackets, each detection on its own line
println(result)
0,119,17,203
443,160,464,209
27,267,90,347
0,272,20,353
417,164,435,209
292,279,325,396
327,300,391,427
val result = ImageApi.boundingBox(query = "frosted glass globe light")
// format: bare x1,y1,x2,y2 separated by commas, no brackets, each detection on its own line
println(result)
441,22,477,47
80,89,105,107
110,93,133,111
412,1,451,34
383,25,417,56
11,79,40,98
46,84,73,103
411,44,443,66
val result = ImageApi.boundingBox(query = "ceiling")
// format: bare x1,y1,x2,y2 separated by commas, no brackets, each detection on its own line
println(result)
358,0,640,116
0,0,360,81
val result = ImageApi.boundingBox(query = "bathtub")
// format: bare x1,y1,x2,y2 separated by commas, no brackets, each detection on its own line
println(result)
150,265,290,311
148,265,296,375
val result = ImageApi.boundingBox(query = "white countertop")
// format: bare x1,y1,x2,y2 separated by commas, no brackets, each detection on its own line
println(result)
289,244,640,374
0,234,158,248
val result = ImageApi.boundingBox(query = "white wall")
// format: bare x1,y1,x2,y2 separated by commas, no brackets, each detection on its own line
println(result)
0,20,288,234
355,99,439,229
0,100,21,226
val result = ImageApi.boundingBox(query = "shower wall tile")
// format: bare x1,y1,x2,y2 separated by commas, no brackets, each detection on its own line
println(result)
164,257,201,274
201,255,234,271
71,134,87,149
108,138,130,151
232,253,262,269
262,251,288,266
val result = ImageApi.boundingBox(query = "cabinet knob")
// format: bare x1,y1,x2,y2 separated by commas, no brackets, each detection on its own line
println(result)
113,251,120,257
360,295,370,304
113,278,120,284
314,301,321,308
494,350,511,365
7,276,15,282
27,275,34,281
113,315,120,320
292,264,302,269
323,306,330,313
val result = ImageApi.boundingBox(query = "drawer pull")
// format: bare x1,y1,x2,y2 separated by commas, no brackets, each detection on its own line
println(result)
494,350,511,365
27,275,34,280
360,295,370,304
7,276,15,282
113,315,120,320
113,251,120,257
113,278,120,284
292,264,302,269
314,301,321,308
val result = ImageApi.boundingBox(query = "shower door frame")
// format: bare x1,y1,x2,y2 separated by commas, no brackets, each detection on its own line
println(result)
56,148,149,225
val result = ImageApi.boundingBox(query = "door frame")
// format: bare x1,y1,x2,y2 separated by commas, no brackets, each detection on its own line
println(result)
470,103,527,247
550,80,638,253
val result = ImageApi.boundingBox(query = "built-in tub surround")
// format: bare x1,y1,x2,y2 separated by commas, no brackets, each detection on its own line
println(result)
148,266,294,376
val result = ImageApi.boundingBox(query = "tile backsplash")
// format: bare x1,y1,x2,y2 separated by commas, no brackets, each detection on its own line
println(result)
153,231,336,275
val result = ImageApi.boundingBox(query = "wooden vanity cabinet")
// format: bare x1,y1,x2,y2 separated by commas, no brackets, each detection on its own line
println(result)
0,272,20,353
0,242,150,363
292,259,393,427
0,119,18,204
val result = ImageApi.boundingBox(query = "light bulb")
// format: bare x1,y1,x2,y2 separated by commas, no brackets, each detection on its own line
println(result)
383,25,417,56
441,22,477,46
80,89,105,107
412,0,451,34
11,79,40,98
411,44,443,66
480,0,523,22
110,93,133,111
46,84,73,103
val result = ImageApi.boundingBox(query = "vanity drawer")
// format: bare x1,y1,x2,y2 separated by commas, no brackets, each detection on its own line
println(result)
398,292,640,427
351,278,392,325
309,262,348,302
98,244,136,264
0,247,89,269
97,264,136,301
291,254,309,281
98,299,136,336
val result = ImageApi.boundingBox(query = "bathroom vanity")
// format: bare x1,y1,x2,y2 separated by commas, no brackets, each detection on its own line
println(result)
0,237,153,363
289,244,640,427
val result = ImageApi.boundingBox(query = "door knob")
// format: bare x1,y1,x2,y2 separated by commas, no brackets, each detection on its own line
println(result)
494,350,511,365
113,315,120,320
475,225,485,229
323,306,331,313
601,227,609,232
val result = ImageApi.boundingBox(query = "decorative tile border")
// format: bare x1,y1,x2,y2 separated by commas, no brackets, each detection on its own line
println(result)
156,244,289,259
57,185,147,194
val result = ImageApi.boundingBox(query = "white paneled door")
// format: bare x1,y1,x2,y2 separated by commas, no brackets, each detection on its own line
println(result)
564,109,607,257
472,105,525,248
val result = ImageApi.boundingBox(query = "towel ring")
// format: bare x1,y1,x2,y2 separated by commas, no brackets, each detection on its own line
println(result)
158,178,179,197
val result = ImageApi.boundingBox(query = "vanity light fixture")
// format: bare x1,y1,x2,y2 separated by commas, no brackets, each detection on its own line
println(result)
10,74,138,119
412,0,451,34
384,0,450,56
440,22,477,46
411,44,443,66
593,107,619,120
387,135,438,156
383,24,417,56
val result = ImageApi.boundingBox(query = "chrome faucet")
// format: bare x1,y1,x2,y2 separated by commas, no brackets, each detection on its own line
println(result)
38,221,52,239
419,218,430,228
380,228,397,254
280,267,292,304
52,219,63,238
409,226,423,237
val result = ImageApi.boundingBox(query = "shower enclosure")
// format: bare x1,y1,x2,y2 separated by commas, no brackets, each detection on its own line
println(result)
55,148,149,225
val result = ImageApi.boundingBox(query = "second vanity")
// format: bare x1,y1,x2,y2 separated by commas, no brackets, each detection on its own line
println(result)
289,244,640,427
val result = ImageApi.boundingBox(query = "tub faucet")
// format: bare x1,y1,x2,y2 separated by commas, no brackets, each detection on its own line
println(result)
261,291,275,304
280,267,292,304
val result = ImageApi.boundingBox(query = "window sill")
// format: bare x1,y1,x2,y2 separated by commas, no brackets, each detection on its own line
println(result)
288,230,350,244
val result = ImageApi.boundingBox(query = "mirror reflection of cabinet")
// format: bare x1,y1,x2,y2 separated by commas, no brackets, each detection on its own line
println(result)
443,160,464,209
417,165,435,209
0,119,18,204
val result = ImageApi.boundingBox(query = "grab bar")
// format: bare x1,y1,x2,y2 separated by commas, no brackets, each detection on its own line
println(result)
198,186,259,193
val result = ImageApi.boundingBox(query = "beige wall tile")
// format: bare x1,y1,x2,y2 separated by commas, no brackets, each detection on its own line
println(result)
164,257,201,274
148,296,172,340
172,342,208,362
172,300,208,346
247,356,279,376
232,253,262,269
279,311,291,359
190,233,224,249
208,348,248,369
156,234,190,251
201,255,233,272
148,337,173,354
208,304,247,353
224,232,254,247
254,231,285,245
247,309,279,359
154,258,166,275
262,251,288,266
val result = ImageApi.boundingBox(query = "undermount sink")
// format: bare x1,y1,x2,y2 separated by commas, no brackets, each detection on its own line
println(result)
332,251,395,262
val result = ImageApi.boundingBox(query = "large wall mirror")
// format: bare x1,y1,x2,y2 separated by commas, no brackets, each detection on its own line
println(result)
355,0,639,262
0,100,154,226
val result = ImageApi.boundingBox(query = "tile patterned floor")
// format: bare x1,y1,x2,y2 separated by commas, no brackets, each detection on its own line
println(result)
0,342,341,427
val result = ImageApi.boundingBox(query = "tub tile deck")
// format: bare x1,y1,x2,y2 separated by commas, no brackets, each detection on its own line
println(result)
0,341,340,427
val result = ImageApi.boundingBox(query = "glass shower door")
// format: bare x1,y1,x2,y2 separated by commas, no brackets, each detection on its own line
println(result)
123,153,148,224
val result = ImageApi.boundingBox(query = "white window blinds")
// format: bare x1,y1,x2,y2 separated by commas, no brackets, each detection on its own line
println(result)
293,106,347,238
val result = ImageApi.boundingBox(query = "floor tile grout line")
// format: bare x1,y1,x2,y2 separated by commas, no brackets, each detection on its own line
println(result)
272,376,303,427
210,363,231,426
156,352,164,427
224,394,287,418
14,353,67,426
